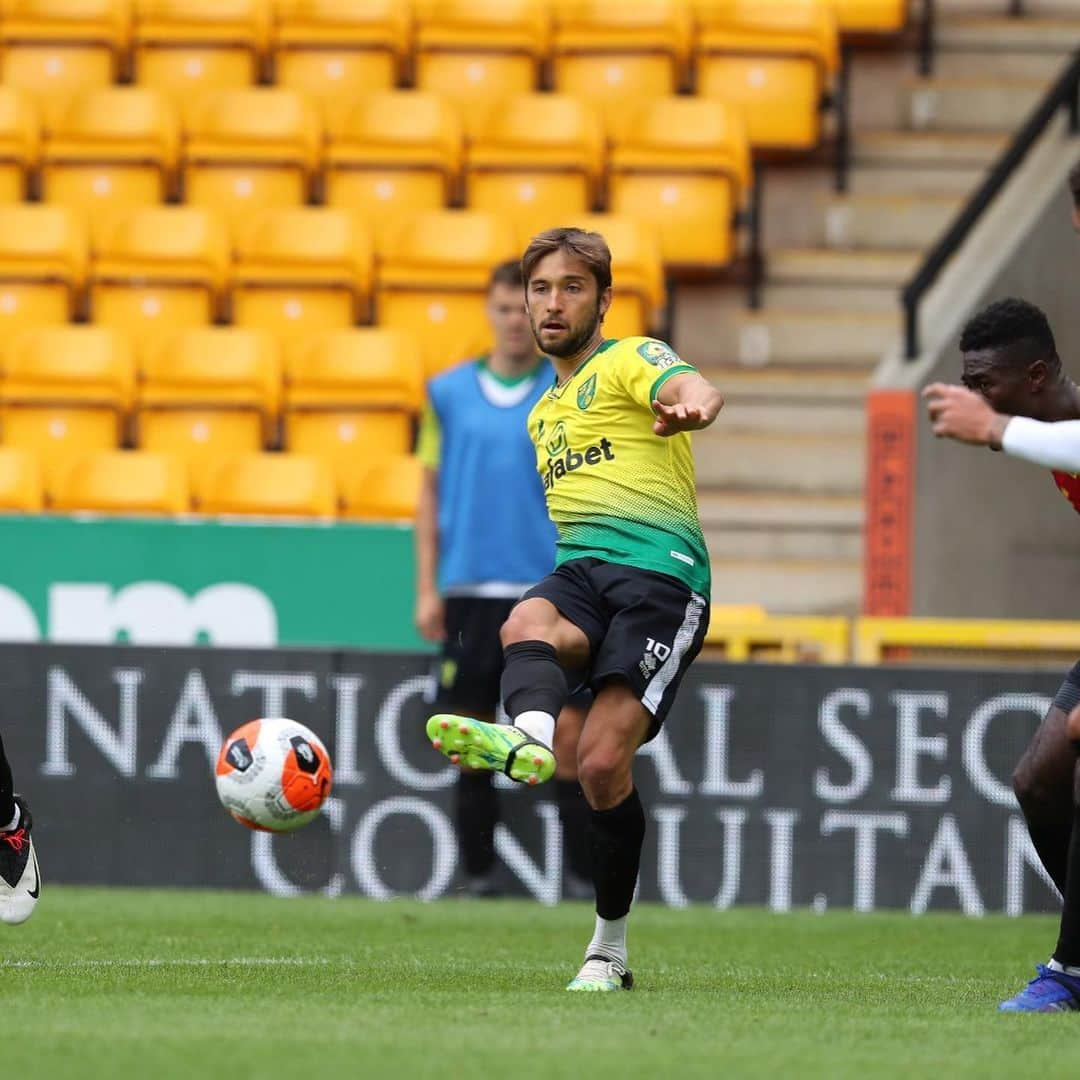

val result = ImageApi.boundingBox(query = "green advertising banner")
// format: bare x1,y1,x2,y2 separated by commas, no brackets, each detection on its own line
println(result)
0,515,429,651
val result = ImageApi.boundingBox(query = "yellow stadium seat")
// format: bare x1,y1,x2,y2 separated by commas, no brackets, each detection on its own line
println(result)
136,326,281,484
0,89,38,202
608,96,749,268
132,0,269,98
0,0,128,101
230,206,373,338
41,87,178,210
0,204,88,333
464,93,602,220
284,327,422,484
89,205,228,330
831,0,906,33
340,453,421,522
0,325,135,488
514,212,665,338
693,0,838,151
412,0,547,135
51,449,190,513
199,451,336,518
271,0,410,101
324,91,461,236
181,88,320,220
376,209,516,376
0,446,44,511
550,0,690,110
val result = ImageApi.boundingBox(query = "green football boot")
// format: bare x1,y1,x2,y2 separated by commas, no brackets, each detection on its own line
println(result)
425,714,555,786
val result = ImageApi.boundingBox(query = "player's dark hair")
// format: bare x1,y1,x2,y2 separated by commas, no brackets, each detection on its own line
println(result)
488,259,523,292
521,228,613,293
959,298,1060,371
1069,160,1080,208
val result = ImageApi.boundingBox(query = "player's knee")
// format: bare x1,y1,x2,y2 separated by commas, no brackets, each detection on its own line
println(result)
1067,705,1080,745
577,747,629,805
500,604,546,649
1013,763,1054,818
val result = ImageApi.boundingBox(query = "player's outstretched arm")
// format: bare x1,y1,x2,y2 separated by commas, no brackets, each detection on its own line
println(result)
652,372,725,437
923,382,1080,470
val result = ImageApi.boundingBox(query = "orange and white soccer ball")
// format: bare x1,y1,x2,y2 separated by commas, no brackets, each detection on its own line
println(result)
214,718,333,832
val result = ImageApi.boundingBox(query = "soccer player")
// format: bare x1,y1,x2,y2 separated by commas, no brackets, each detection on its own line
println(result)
426,228,724,990
924,297,1080,1011
0,733,39,924
415,259,592,900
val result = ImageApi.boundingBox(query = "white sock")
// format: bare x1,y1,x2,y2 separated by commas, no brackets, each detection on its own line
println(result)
1048,958,1080,977
511,710,555,747
586,914,628,967
1,805,20,833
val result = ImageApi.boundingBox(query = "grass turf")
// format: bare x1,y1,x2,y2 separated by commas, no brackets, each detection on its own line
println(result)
3,886,1076,1078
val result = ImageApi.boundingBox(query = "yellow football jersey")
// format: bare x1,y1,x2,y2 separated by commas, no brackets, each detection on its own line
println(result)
528,336,710,595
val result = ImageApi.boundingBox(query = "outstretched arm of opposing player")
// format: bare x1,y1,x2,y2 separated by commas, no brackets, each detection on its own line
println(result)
924,382,1080,470
652,372,725,437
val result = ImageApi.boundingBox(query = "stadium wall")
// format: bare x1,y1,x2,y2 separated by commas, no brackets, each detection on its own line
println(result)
2,642,1061,916
909,182,1080,617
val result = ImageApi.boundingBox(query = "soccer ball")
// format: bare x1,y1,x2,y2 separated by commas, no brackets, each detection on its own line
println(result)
214,718,333,833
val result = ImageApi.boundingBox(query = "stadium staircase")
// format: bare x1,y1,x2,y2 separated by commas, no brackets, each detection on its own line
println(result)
680,0,1080,614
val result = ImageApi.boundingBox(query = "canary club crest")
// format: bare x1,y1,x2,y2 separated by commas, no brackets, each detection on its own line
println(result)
577,374,597,411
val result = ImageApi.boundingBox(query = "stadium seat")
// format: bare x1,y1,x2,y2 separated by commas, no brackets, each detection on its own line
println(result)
271,0,410,101
51,449,190,513
198,451,336,518
284,327,423,484
464,93,603,219
323,91,462,236
412,0,547,135
181,88,320,219
608,97,749,268
0,447,44,511
89,205,228,330
0,204,88,333
692,0,839,151
230,206,373,337
40,87,178,210
513,212,665,338
831,0,906,33
340,453,421,522
0,0,128,101
136,326,281,482
132,0,270,98
550,0,691,123
376,209,516,376
0,89,39,202
0,325,135,488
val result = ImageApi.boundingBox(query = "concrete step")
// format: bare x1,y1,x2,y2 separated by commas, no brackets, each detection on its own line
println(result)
722,309,897,366
703,366,872,403
902,77,1050,132
699,491,864,530
693,430,865,493
708,558,863,614
767,248,921,288
705,527,864,562
848,163,989,197
715,398,866,435
936,14,1080,52
854,129,1010,168
818,192,962,250
760,283,902,313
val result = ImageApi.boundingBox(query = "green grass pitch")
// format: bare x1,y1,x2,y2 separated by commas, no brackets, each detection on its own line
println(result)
4,887,1077,1078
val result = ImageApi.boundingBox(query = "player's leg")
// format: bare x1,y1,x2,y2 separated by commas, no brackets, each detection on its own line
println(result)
1010,664,1080,892
0,731,40,925
426,565,598,785
565,681,650,992
553,695,592,899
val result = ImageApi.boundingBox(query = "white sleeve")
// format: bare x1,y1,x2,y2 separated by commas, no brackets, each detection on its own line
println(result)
1001,416,1080,471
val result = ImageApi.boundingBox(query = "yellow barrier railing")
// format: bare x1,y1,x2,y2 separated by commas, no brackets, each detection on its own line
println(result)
705,608,849,663
853,617,1080,665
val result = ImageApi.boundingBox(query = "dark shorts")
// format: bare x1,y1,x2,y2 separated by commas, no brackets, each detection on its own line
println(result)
431,595,592,716
1053,661,1080,714
519,557,710,739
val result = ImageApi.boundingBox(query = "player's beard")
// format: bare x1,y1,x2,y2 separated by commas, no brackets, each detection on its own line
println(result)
531,301,602,358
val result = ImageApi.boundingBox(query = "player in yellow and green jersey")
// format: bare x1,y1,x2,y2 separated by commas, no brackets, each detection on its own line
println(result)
426,227,724,992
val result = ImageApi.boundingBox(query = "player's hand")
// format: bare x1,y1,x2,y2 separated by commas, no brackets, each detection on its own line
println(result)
652,399,711,437
415,590,445,643
922,382,1010,449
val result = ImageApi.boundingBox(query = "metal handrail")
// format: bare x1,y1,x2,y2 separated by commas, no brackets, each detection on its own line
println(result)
901,48,1080,360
